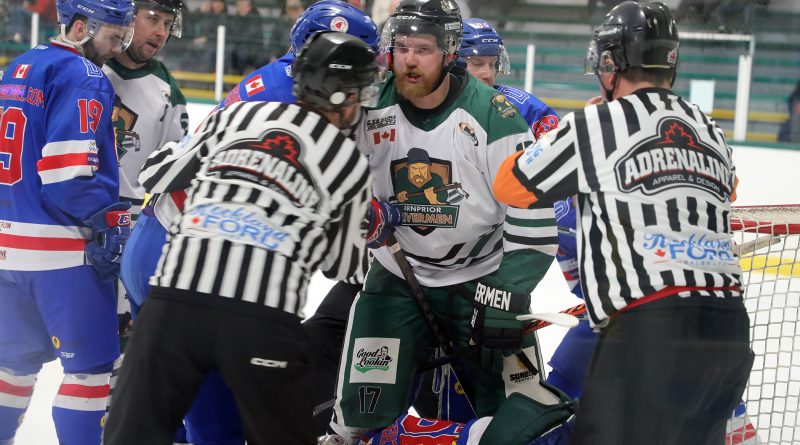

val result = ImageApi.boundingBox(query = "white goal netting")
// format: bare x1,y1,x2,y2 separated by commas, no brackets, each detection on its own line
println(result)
731,205,800,444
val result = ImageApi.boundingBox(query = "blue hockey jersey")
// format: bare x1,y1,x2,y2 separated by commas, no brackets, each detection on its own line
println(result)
495,84,560,141
0,41,120,271
218,52,297,110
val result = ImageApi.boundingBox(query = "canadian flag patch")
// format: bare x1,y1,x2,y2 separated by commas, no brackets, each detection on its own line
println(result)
372,129,395,144
13,64,30,79
245,75,265,96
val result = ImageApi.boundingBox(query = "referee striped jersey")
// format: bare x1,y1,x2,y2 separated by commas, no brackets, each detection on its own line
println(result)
494,87,742,326
139,101,372,317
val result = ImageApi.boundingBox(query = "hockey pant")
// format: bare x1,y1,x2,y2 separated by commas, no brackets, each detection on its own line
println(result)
0,266,118,445
103,288,314,445
568,295,754,445
118,211,245,445
332,263,572,443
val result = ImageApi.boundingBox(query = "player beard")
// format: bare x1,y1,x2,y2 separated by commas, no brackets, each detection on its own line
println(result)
396,67,438,99
82,41,110,67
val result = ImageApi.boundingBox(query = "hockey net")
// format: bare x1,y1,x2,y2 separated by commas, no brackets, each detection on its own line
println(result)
730,205,800,444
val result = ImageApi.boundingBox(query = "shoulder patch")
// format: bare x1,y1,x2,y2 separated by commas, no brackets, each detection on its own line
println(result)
491,93,517,119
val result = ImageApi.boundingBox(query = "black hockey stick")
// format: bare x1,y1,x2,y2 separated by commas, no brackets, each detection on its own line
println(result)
387,233,478,418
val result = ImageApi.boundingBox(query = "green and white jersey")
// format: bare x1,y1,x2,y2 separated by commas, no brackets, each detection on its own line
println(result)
103,58,189,215
356,70,558,287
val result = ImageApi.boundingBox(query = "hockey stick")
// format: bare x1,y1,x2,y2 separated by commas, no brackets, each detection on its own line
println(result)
522,303,588,334
516,312,580,328
387,233,478,418
733,234,783,256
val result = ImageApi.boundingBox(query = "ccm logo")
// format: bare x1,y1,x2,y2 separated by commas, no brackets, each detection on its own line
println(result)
250,357,288,368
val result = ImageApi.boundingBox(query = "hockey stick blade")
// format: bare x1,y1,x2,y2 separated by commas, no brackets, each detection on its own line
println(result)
516,312,580,328
523,303,587,333
733,234,782,256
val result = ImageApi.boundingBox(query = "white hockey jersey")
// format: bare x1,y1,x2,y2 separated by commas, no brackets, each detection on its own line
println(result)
357,71,558,287
103,58,188,215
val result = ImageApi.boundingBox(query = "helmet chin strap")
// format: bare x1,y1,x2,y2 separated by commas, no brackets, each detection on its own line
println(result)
59,24,92,50
597,71,619,102
430,53,453,93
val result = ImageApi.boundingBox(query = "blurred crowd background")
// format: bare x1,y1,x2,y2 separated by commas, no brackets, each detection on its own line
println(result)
2,0,799,144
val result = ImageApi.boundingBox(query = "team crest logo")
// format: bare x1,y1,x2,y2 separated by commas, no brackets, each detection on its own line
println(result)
459,122,478,146
112,96,140,160
615,117,733,199
330,16,349,32
207,129,321,209
390,147,468,235
491,94,516,118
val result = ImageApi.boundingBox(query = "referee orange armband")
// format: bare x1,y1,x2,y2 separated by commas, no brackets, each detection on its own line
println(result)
493,151,540,209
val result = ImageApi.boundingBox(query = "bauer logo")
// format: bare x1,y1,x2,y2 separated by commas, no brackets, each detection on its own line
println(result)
349,338,400,384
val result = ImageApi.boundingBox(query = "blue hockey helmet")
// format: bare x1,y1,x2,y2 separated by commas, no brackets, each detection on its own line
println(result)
56,0,135,48
289,0,380,55
459,18,510,75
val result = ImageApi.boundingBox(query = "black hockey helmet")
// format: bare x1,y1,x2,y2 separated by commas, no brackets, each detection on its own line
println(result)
134,0,184,37
380,0,462,56
293,31,380,111
585,1,679,76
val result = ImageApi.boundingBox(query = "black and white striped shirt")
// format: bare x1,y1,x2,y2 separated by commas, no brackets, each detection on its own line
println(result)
139,101,371,317
495,87,742,327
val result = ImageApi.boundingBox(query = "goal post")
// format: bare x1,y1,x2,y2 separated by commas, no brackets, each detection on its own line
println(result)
731,204,800,444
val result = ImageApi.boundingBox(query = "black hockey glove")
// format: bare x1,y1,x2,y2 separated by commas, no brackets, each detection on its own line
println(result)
465,277,535,373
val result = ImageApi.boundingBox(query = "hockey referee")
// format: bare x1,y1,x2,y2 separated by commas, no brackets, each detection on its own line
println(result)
493,2,753,445
104,32,380,444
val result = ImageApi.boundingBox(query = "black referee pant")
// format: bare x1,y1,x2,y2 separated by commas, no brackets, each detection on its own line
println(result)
104,287,314,445
569,295,754,445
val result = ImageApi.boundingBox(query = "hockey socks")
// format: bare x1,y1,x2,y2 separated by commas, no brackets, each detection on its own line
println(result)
0,369,35,441
52,373,111,445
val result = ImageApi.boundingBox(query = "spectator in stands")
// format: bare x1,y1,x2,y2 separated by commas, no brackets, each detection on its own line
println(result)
778,79,800,143
25,0,58,32
264,0,303,63
371,0,400,29
710,0,757,32
587,0,624,15
5,0,31,42
187,0,227,71
228,0,264,74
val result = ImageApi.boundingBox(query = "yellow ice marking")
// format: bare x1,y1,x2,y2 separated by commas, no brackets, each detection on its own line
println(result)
739,255,800,278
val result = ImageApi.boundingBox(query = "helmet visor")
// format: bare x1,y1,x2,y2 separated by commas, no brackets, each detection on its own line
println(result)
89,19,136,51
136,1,183,37
380,15,459,55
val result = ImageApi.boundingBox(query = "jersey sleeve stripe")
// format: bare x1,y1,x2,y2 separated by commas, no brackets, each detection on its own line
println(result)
37,164,96,185
0,233,85,250
37,153,96,171
41,140,96,156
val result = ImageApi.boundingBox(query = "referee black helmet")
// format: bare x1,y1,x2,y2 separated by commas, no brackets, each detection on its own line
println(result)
293,31,380,112
585,1,679,76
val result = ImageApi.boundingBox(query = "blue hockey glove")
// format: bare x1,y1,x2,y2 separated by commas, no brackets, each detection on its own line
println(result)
363,198,402,249
84,202,132,280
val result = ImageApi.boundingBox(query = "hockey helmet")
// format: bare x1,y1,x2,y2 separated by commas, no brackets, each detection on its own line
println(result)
585,1,679,75
292,31,380,111
380,0,463,56
134,0,184,38
459,18,510,75
289,0,380,55
56,0,135,48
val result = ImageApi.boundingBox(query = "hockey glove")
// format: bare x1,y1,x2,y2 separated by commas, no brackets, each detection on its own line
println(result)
466,277,535,372
84,202,132,280
363,198,402,249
